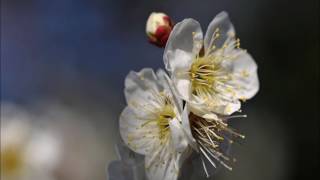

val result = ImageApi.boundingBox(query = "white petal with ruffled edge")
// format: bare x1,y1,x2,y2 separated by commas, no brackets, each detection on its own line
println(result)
164,19,203,72
204,11,235,54
120,68,190,180
169,118,188,153
120,107,160,155
145,139,191,180
222,51,259,100
125,68,161,107
180,105,198,151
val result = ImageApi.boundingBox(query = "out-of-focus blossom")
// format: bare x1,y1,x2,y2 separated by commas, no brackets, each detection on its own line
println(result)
1,102,113,180
146,12,173,47
164,11,259,116
1,105,61,180
119,68,189,180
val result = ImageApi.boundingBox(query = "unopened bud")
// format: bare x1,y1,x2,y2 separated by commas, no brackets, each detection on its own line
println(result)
146,12,173,47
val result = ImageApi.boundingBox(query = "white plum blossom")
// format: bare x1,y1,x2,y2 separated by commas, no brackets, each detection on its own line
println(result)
164,11,259,116
117,11,260,179
119,68,190,180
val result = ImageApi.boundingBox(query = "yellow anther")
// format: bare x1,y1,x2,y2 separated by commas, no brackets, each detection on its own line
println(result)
241,69,250,78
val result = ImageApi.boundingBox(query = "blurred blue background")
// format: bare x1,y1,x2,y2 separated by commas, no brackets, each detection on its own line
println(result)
1,0,318,180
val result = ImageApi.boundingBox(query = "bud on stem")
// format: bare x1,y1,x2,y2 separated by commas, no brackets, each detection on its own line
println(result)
146,12,173,48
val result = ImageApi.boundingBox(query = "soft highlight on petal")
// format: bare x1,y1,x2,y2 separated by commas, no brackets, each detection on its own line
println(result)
125,68,161,104
145,142,181,180
190,97,241,116
173,78,191,101
181,105,198,151
223,51,259,100
166,50,194,73
164,19,203,71
119,107,160,155
169,118,188,153
204,11,235,53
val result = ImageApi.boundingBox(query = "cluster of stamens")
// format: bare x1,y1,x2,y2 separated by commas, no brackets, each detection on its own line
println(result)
189,28,242,98
154,94,176,141
189,113,245,175
138,92,178,172
189,55,221,95
134,91,176,143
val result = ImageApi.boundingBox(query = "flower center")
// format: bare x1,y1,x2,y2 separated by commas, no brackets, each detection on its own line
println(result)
156,103,175,140
189,56,220,95
189,28,243,99
139,92,176,141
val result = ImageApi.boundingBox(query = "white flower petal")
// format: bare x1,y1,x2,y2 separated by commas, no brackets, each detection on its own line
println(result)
124,68,164,118
121,68,194,178
125,68,161,105
204,11,235,54
119,107,159,155
156,69,183,114
169,118,188,153
223,51,259,100
211,99,241,115
167,51,193,101
190,96,241,116
165,49,194,72
145,142,181,180
181,105,198,151
202,113,219,120
173,76,192,101
164,19,203,72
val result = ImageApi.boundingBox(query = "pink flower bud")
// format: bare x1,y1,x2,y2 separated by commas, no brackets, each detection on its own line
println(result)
146,12,173,47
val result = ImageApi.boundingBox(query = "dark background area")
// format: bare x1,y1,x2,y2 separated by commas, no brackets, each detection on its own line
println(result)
1,0,319,179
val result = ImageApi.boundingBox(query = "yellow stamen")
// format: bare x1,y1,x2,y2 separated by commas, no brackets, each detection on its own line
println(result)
189,113,245,171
